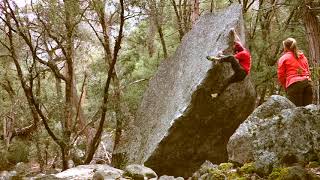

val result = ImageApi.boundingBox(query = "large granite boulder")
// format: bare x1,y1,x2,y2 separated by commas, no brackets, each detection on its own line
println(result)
113,4,256,177
228,95,320,174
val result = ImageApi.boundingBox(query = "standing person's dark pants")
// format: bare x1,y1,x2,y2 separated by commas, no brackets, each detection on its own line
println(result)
287,79,313,106
218,55,247,94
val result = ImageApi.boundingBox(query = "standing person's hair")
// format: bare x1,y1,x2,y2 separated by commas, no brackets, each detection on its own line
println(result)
283,38,299,59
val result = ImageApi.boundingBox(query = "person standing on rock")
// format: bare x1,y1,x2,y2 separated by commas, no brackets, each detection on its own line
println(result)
206,28,251,97
277,37,313,106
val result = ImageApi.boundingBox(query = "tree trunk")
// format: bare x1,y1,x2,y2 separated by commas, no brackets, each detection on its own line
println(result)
302,0,320,104
112,78,123,152
35,133,45,172
210,0,216,13
71,79,88,134
148,0,168,58
84,0,125,164
3,0,40,142
303,1,320,66
62,0,79,169
55,76,62,97
171,0,185,40
157,25,168,58
191,0,200,24
147,16,157,56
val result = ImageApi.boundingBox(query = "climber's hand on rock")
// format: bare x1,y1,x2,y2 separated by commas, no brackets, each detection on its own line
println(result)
230,28,235,34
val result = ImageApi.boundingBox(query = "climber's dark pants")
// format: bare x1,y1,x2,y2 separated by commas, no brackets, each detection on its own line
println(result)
219,55,247,94
287,79,313,106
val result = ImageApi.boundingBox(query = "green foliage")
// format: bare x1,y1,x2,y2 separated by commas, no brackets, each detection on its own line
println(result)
0,144,10,171
245,0,311,102
122,84,148,113
239,163,256,174
118,18,180,114
6,139,30,165
268,168,289,180
112,152,129,170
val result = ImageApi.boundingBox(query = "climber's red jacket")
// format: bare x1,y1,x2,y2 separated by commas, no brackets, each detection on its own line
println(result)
277,51,311,89
234,42,251,74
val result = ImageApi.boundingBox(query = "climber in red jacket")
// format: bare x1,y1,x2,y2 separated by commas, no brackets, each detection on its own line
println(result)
206,28,251,96
277,37,313,106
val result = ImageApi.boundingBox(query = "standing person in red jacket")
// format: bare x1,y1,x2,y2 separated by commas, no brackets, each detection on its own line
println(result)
277,38,313,106
206,28,251,96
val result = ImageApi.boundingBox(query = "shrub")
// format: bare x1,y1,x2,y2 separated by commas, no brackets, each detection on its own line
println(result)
6,139,30,165
268,168,289,180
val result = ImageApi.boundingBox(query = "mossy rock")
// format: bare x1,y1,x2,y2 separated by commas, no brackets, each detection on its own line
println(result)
218,163,234,171
227,172,248,180
268,166,319,180
207,168,226,180
268,167,289,180
239,163,256,174
234,177,249,180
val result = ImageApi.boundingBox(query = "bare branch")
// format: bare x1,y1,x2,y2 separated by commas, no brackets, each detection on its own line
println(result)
71,5,90,32
0,54,12,58
72,73,87,132
86,18,105,48
120,79,149,90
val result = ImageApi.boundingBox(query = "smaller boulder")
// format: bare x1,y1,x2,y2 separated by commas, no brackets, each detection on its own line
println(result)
191,160,218,179
34,174,63,180
158,175,184,180
93,169,122,180
192,160,219,180
228,95,320,174
124,164,157,180
54,164,123,179
67,160,75,168
0,171,18,179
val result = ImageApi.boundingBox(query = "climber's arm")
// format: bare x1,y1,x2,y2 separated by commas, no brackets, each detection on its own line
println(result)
230,28,241,43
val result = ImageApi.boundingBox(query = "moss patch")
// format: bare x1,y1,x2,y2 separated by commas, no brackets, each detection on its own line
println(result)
239,163,256,174
218,163,234,171
207,168,226,180
268,167,289,180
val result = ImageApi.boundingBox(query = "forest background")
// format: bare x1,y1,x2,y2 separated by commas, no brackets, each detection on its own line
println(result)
0,0,319,173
